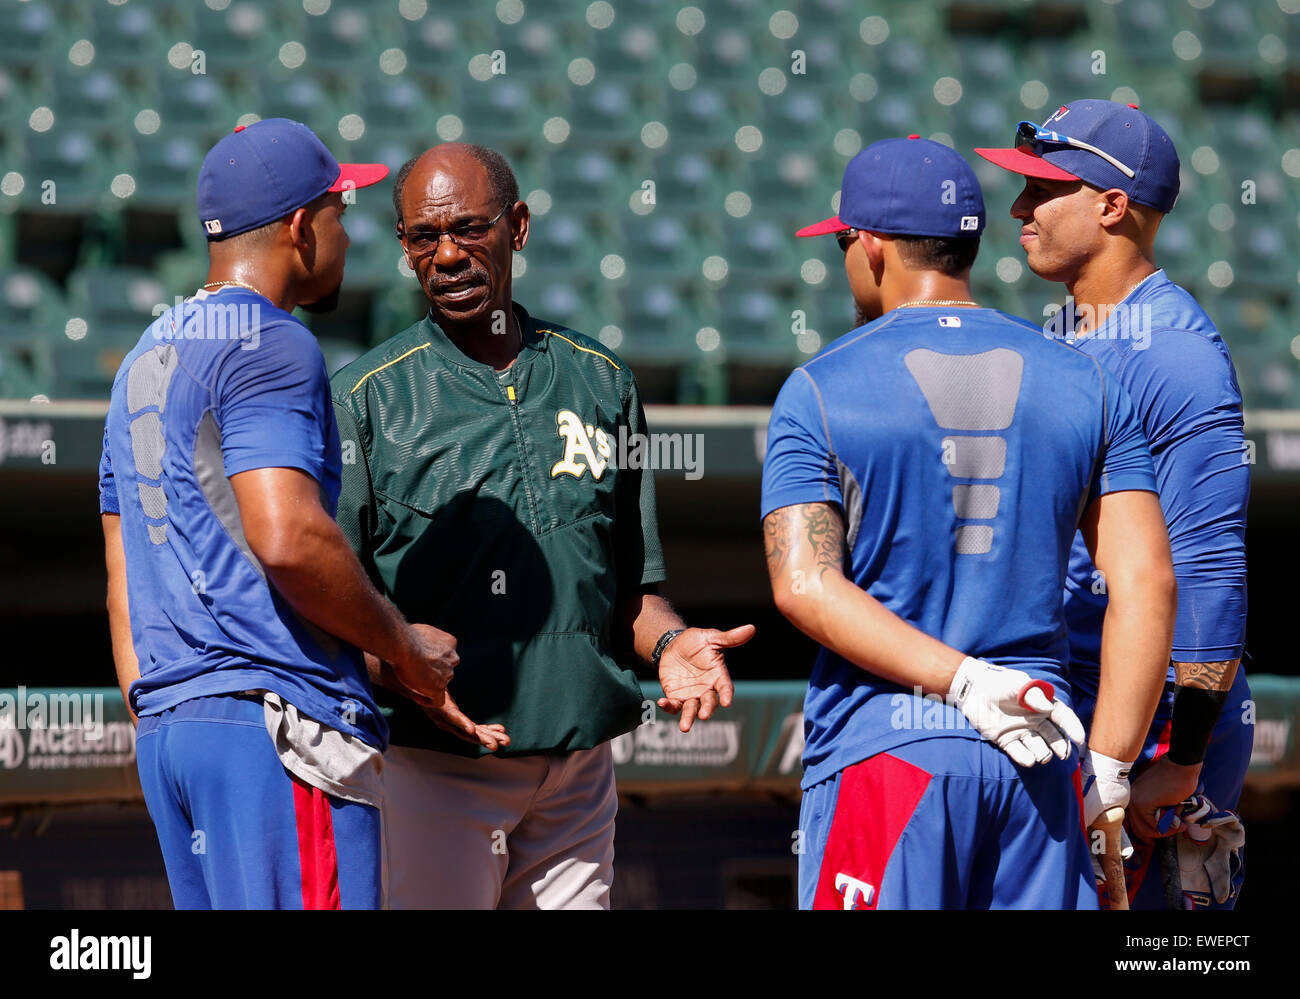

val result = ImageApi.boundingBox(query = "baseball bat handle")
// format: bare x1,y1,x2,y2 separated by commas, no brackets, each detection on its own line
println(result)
1093,806,1130,910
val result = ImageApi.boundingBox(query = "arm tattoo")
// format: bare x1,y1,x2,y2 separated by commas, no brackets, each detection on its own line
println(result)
763,508,794,578
763,503,845,582
1173,659,1240,692
801,503,844,577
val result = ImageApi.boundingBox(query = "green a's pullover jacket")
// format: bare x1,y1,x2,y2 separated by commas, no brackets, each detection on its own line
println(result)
331,304,666,757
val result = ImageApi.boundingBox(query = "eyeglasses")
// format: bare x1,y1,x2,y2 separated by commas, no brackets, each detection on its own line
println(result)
399,202,511,251
835,229,860,253
1015,120,1136,179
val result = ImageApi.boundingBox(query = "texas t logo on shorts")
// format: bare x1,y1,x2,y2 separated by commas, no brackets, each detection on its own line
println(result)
835,873,876,910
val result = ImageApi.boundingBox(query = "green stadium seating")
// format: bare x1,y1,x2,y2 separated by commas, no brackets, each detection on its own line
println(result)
524,210,604,278
0,266,64,381
52,265,159,398
619,214,700,275
336,201,401,292
1197,0,1276,75
18,128,115,213
88,1,168,73
0,0,1292,407
49,68,134,135
187,3,279,77
123,134,203,212
149,74,245,145
0,1,65,74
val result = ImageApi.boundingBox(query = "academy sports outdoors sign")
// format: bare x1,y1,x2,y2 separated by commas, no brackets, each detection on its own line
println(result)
608,682,806,792
1,680,1298,805
0,688,139,805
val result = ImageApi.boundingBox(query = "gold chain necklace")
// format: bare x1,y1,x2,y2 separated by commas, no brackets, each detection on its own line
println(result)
201,280,270,301
895,299,979,308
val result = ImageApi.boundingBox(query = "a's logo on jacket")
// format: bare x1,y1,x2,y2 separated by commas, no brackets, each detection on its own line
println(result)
551,409,612,480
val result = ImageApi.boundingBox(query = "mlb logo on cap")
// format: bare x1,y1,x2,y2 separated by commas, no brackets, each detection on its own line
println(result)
196,118,388,240
796,136,986,240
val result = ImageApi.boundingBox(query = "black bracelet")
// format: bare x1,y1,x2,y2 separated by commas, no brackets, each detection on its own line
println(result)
1167,686,1230,766
650,629,686,669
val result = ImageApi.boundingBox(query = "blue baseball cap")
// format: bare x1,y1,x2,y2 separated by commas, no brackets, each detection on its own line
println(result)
974,99,1180,213
797,135,986,239
197,118,388,240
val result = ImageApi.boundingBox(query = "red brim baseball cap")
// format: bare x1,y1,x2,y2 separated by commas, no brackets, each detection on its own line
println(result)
795,215,849,237
972,146,1081,181
798,137,987,239
199,119,391,239
331,163,389,191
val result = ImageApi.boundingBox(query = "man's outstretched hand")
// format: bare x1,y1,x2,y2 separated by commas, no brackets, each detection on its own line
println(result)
422,690,510,752
656,624,755,732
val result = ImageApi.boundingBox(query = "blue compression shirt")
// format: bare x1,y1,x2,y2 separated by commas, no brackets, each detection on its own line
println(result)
1060,270,1250,701
761,307,1157,788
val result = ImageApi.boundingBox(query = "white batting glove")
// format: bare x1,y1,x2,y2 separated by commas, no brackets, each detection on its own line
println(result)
1081,749,1135,863
948,657,1086,768
1165,794,1245,906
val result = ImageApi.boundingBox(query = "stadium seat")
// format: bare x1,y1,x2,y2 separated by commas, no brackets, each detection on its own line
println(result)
566,81,644,142
254,73,342,140
691,25,763,84
337,202,402,292
1196,0,1275,75
87,0,167,73
589,19,672,82
18,127,115,213
722,217,802,285
52,264,160,399
456,77,545,152
122,134,204,212
645,150,732,214
0,266,64,388
620,215,699,275
48,69,133,135
148,73,245,146
0,0,64,74
665,85,755,155
762,91,835,148
543,150,629,209
188,3,279,77
300,5,381,77
523,211,604,280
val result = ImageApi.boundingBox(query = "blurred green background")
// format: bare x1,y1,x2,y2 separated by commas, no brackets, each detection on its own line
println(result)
0,0,1296,407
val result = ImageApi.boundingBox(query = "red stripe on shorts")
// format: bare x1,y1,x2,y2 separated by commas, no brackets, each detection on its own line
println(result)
812,753,932,909
292,776,341,910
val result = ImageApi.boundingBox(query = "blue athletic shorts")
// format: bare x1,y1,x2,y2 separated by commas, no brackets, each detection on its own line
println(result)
798,735,1097,910
135,693,381,910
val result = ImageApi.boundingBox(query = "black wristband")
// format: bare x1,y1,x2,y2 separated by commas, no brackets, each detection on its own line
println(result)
1167,686,1230,766
650,629,686,669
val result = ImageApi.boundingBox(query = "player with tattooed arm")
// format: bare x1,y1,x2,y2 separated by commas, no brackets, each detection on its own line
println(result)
762,137,1177,909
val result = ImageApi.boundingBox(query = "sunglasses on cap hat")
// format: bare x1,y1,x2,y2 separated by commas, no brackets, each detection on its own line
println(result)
1015,120,1136,179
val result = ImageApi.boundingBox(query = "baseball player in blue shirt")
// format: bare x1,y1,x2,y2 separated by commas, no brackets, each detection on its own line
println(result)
762,136,1178,909
977,100,1252,909
100,119,457,909
977,99,1253,905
